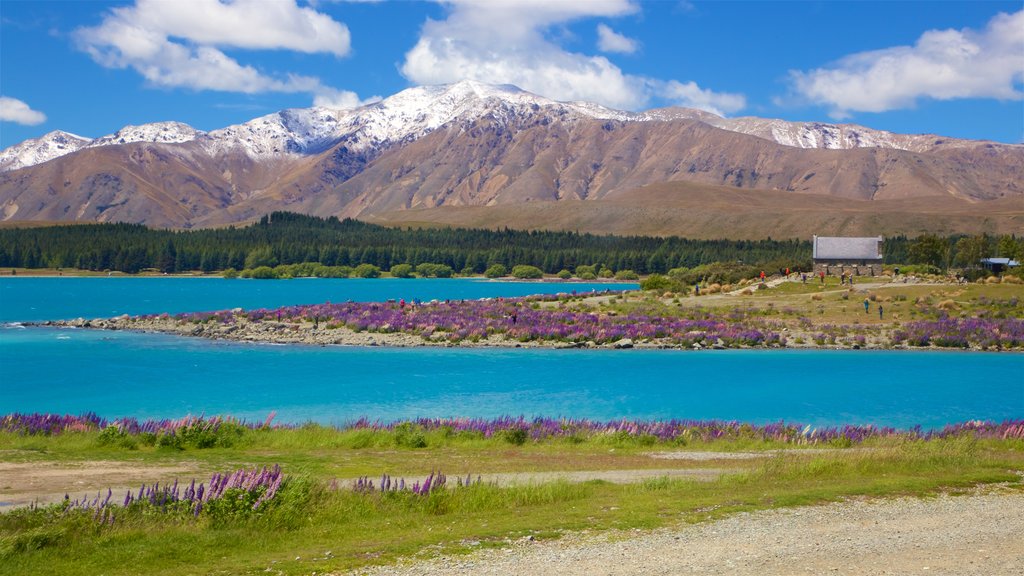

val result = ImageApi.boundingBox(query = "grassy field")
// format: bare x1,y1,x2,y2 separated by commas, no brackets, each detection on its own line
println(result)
2,424,1022,575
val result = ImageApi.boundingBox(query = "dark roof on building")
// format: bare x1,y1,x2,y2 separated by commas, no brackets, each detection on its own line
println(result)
812,236,883,260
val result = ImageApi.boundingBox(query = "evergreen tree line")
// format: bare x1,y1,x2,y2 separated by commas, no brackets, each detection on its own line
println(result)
0,212,1017,275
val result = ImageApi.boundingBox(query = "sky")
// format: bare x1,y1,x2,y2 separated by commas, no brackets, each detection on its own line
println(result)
1,0,1022,149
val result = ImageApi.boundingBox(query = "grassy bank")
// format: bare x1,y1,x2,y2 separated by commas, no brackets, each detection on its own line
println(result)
2,419,1022,575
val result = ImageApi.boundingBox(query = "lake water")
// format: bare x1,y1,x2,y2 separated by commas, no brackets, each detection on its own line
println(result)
0,277,631,323
1,278,1021,429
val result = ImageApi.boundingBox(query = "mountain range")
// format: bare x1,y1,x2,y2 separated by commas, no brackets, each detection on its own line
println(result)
2,81,1021,237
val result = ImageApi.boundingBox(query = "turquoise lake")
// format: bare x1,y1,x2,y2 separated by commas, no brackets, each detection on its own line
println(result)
1,278,1021,429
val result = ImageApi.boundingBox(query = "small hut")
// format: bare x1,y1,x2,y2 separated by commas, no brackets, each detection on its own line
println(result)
980,258,1020,274
812,236,883,277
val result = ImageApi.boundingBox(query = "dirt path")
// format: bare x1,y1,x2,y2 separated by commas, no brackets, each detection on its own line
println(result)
346,488,1024,576
0,461,201,508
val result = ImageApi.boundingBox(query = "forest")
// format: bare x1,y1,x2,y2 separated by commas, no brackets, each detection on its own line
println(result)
0,212,1017,275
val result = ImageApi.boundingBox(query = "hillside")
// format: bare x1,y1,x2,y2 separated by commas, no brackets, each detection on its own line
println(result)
1,81,1020,236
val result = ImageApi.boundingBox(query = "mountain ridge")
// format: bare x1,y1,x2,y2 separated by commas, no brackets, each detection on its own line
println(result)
0,81,1020,233
4,80,1016,172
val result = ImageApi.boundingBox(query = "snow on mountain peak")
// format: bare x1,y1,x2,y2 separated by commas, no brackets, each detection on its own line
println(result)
90,122,205,148
1,81,1005,173
0,130,92,172
202,107,350,158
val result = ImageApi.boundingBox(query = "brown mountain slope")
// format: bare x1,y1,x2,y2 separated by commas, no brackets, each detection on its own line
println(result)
237,115,1022,224
0,142,320,227
1,109,1021,236
368,181,1024,240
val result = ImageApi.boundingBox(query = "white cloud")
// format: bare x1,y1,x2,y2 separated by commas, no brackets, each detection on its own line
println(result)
790,10,1024,118
313,87,381,109
401,0,744,115
659,80,746,116
596,23,638,54
74,0,364,104
0,97,46,125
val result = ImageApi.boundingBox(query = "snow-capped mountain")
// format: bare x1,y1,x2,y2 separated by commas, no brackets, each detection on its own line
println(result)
89,122,206,148
0,80,1008,173
0,130,92,172
1,80,1020,231
198,81,629,160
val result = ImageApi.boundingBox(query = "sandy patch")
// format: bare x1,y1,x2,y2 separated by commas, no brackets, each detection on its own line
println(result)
0,460,202,508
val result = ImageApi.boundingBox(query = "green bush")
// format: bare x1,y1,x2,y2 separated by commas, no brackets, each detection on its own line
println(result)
222,268,239,279
390,263,414,278
640,274,678,292
415,263,454,278
353,264,381,278
511,265,544,279
896,264,942,276
241,266,278,279
393,422,428,448
499,427,529,445
575,265,598,278
556,269,572,279
668,262,757,285
484,264,508,278
614,269,639,280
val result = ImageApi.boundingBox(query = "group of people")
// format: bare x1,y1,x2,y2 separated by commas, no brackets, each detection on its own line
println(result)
863,297,884,319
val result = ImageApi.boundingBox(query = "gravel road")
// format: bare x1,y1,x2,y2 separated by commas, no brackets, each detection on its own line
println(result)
345,489,1024,576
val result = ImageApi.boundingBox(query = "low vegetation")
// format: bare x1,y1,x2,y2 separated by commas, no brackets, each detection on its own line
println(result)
1,414,1022,576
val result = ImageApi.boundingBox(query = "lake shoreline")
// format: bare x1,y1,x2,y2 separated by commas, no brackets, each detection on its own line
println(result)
29,315,970,353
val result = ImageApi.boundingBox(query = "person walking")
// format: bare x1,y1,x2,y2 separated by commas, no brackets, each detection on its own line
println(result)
878,303,884,319
864,298,870,314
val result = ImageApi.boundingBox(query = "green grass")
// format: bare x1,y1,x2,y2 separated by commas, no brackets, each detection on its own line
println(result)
2,431,1022,575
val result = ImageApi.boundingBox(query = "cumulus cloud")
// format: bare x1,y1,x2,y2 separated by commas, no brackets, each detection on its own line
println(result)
401,0,743,115
789,10,1024,118
0,97,47,125
596,23,638,54
659,80,746,116
74,0,364,104
313,87,381,109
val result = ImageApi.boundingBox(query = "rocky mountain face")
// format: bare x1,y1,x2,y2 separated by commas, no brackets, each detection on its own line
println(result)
1,81,1021,230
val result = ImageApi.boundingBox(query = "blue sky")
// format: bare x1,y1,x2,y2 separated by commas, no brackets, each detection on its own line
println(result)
1,0,1022,149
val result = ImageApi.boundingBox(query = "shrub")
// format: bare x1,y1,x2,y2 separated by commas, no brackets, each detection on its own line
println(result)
393,422,428,448
353,264,381,278
222,268,239,279
499,427,529,445
896,264,942,276
511,265,544,279
614,269,639,280
556,269,572,279
246,266,279,280
640,274,677,292
484,264,508,278
390,263,414,278
415,263,454,278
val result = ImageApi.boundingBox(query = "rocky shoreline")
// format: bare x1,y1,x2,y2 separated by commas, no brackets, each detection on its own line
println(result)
35,315,897,351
